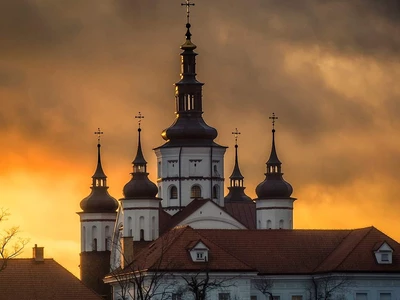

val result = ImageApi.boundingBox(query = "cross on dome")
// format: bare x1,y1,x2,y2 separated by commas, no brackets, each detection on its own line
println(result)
181,0,195,24
232,128,241,146
269,112,278,130
94,128,104,144
135,112,144,129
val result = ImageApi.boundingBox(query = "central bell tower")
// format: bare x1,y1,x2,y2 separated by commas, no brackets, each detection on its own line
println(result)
154,3,226,214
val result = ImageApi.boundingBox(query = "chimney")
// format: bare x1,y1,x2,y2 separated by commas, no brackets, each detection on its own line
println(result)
120,237,134,269
32,244,44,262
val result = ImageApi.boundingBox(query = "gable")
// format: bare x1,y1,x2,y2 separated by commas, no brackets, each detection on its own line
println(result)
176,201,246,229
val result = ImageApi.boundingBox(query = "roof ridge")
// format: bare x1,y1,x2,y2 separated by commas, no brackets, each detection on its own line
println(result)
194,228,255,271
329,227,374,272
51,259,102,297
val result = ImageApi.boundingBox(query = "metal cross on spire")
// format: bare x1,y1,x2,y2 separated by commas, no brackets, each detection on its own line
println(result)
269,112,278,129
181,0,195,24
232,128,241,146
94,128,104,144
135,112,144,128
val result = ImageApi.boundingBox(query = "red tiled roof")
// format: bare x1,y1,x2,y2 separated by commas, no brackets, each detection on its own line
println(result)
224,202,256,229
115,226,400,276
111,226,255,276
0,258,103,300
198,227,400,274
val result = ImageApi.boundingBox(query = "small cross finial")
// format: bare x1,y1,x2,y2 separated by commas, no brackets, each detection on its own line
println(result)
135,112,144,128
94,128,104,144
181,0,195,24
269,112,278,129
232,128,241,146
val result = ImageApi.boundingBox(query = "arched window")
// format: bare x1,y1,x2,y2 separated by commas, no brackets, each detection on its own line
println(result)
82,226,86,252
279,219,284,229
151,216,156,241
92,226,97,251
105,226,110,251
127,217,133,237
139,216,145,241
170,185,178,199
212,185,219,199
267,220,272,229
190,185,202,198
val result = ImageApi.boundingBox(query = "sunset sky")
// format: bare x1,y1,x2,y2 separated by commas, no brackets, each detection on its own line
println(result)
0,0,399,277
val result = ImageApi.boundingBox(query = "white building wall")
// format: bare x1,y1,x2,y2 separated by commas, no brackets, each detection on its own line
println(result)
121,198,160,241
78,212,116,252
178,201,246,229
154,146,226,211
108,273,400,300
256,198,295,229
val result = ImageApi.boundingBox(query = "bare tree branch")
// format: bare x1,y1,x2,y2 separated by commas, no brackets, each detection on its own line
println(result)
0,208,29,272
308,274,354,300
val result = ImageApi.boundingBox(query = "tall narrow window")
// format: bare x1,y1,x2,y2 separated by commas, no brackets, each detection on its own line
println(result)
82,226,86,252
128,217,133,237
92,226,97,251
267,220,272,229
105,226,110,251
93,238,98,251
139,216,145,241
191,185,202,198
170,185,178,199
212,185,219,199
152,216,156,241
279,220,284,229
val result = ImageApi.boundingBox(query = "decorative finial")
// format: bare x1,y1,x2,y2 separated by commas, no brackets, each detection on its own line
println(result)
269,113,278,131
181,0,195,24
135,112,144,129
232,128,241,146
94,128,104,144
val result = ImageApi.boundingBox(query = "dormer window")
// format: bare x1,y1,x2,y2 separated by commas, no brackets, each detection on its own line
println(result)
374,242,393,264
189,241,209,262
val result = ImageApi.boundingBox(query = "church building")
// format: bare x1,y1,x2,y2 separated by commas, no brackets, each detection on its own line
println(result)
78,2,400,300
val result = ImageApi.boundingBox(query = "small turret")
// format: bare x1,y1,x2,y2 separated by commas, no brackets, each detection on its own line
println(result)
255,114,296,230
225,128,252,203
80,132,118,213
123,125,158,200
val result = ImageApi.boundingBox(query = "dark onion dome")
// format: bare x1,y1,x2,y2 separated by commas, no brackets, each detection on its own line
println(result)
225,144,252,203
123,128,159,199
255,128,293,199
157,23,222,149
80,144,118,213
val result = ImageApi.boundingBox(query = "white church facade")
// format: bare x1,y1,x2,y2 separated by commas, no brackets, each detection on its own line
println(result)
77,2,400,300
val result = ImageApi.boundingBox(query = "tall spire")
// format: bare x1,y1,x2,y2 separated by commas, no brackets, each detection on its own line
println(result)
255,114,293,199
80,128,118,213
267,113,282,168
132,112,147,173
225,128,252,203
123,113,158,199
159,0,220,148
230,128,244,184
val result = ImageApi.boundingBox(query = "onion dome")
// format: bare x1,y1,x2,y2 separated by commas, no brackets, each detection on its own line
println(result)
225,132,252,203
123,127,159,199
80,143,118,213
158,21,220,148
256,116,293,199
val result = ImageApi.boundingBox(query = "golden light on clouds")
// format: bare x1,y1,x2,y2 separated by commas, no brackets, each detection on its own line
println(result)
1,0,399,278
